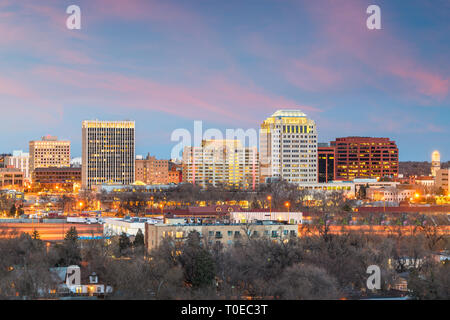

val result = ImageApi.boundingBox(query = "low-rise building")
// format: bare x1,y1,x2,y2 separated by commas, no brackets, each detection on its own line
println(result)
230,211,303,224
145,221,298,251
32,167,81,190
0,168,24,189
414,176,435,187
366,187,416,203
103,216,162,237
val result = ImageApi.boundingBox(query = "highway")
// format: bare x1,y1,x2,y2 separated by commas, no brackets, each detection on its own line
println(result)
0,223,103,241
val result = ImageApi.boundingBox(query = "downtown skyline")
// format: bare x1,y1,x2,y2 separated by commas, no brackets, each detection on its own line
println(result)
0,0,449,161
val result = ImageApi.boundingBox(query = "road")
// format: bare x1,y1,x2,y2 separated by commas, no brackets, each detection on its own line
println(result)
0,223,103,241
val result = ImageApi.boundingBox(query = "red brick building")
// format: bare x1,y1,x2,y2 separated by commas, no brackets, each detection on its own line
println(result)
135,154,169,185
330,137,398,180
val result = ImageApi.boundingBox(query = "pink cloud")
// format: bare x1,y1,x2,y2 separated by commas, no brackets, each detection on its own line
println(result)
31,65,308,126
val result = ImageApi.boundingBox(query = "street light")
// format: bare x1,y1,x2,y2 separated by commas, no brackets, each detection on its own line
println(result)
285,201,290,212
79,201,83,215
267,195,272,214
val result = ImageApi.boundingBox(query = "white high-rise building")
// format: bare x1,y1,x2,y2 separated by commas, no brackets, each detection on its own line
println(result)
260,110,317,184
5,150,30,181
82,120,135,189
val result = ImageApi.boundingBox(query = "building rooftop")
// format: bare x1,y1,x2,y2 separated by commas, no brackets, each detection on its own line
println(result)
271,110,307,118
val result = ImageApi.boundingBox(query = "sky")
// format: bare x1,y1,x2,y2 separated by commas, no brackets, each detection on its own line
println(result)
0,0,449,161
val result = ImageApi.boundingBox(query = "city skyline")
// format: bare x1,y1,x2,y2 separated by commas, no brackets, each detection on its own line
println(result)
1,0,449,161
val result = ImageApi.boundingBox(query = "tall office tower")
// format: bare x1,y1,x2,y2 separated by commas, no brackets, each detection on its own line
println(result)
135,153,169,185
182,139,259,190
260,110,317,184
431,150,441,177
29,136,71,174
82,120,135,189
5,150,30,180
330,137,399,180
318,143,335,183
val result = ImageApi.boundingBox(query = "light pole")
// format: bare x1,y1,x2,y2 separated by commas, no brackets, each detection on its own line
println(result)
267,195,272,214
285,201,290,224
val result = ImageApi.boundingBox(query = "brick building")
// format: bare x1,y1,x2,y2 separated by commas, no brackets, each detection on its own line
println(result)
330,137,398,180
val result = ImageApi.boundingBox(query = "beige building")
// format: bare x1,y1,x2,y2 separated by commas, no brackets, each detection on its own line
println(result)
436,169,450,192
145,222,298,251
5,150,30,181
431,150,440,177
0,168,24,189
182,139,259,190
135,154,169,184
29,136,70,174
82,120,135,189
260,110,317,184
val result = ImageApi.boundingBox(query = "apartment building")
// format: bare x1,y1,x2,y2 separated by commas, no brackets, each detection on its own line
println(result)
145,221,298,251
182,139,259,190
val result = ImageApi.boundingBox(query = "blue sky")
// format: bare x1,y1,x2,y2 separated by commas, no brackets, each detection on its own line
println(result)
0,0,449,161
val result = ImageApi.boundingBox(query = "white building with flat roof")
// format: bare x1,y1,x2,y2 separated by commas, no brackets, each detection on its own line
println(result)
103,217,162,237
230,211,303,224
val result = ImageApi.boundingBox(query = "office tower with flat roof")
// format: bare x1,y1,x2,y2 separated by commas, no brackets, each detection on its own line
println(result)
29,136,71,174
182,139,259,190
260,110,317,184
82,120,135,189
330,137,398,180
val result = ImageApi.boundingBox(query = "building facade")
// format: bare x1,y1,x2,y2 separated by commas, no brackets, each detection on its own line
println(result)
366,187,416,203
5,150,30,181
135,154,169,184
145,221,298,251
82,120,135,189
29,136,70,175
0,168,24,189
330,137,398,180
318,143,335,183
182,139,259,189
436,169,450,192
260,110,317,184
431,150,440,177
32,167,81,189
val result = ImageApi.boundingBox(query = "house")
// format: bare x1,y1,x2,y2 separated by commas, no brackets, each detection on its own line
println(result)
49,265,112,297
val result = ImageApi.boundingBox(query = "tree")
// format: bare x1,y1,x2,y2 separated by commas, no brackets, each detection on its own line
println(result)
272,263,340,299
54,227,81,266
31,230,40,241
119,232,132,256
179,231,215,289
64,227,79,242
8,204,16,217
133,229,145,256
